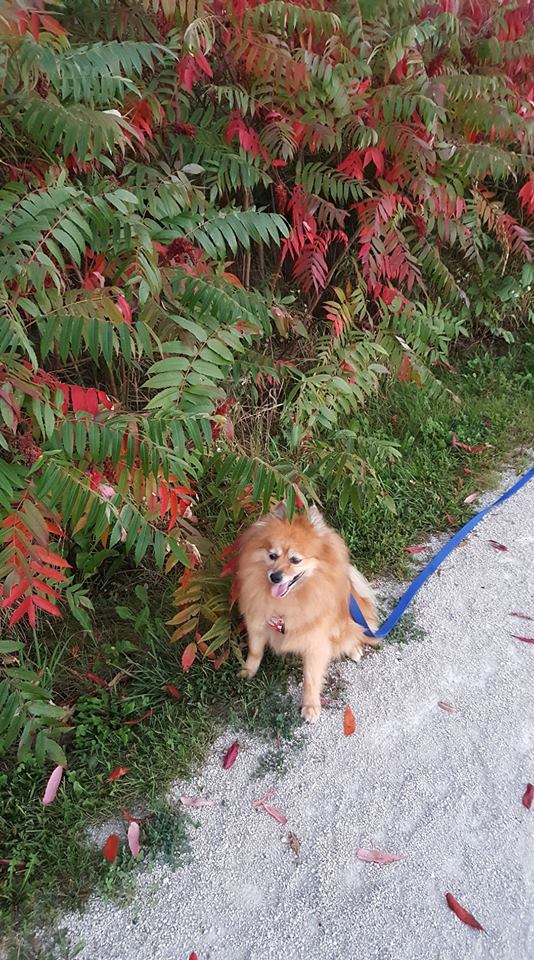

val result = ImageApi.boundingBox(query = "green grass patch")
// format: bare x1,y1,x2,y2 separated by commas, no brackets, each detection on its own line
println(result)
328,345,534,576
1,342,533,943
0,583,300,936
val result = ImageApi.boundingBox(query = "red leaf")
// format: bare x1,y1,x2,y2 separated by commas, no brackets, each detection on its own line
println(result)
162,684,181,699
404,545,428,554
438,701,457,713
510,612,534,622
70,385,89,414
212,648,230,670
116,294,132,325
253,789,276,808
127,821,141,857
222,740,240,769
445,893,484,931
220,540,239,560
179,796,215,808
511,634,534,644
488,540,507,551
398,354,411,382
1,579,30,608
343,705,356,736
42,765,64,805
9,596,34,627
522,783,534,810
30,11,39,41
356,848,404,864
106,766,129,782
103,834,120,864
463,492,480,504
32,595,61,617
119,808,138,824
84,673,108,688
40,14,67,36
181,642,197,672
33,546,70,568
33,581,60,600
123,709,155,725
262,805,288,825
189,954,199,960
29,562,68,583
451,434,487,454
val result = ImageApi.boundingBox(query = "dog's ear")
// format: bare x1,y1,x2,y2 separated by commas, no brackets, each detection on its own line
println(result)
270,501,287,521
307,505,327,532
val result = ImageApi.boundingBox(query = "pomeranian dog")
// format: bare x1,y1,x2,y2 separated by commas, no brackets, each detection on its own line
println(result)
237,502,379,722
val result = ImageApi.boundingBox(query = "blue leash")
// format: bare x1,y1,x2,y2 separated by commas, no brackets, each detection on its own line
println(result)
350,464,534,640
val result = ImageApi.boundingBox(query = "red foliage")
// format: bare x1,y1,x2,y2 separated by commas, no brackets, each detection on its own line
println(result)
226,111,267,160
177,52,213,92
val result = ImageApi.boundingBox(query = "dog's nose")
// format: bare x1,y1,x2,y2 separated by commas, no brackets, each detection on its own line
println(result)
269,570,283,584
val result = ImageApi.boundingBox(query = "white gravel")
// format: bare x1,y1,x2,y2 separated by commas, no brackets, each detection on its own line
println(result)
59,466,534,960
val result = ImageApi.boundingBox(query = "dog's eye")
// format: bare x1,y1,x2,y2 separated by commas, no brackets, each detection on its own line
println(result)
268,551,278,561
289,556,301,565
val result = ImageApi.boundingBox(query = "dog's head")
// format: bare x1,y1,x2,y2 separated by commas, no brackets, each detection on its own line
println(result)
246,502,330,599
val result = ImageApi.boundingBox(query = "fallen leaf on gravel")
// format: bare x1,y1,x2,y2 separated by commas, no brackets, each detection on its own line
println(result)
511,634,534,644
343,705,356,736
127,821,141,857
522,783,534,810
123,709,155,725
162,684,181,698
356,849,404,864
181,641,197,672
438,701,457,713
42,765,63,806
262,805,288,825
463,492,480,504
189,953,198,960
106,766,128,782
510,612,534,622
488,540,507,551
445,892,484,931
253,789,276,808
103,834,120,864
404,545,428,554
222,740,240,769
287,832,301,860
179,796,215,809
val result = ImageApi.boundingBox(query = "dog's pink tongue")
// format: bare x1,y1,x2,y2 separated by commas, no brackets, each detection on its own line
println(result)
271,582,288,599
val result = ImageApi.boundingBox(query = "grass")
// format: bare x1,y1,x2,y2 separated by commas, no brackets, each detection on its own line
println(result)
0,585,300,939
1,341,533,945
327,344,534,575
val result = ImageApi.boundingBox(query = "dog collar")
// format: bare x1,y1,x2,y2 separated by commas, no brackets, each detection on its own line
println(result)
268,616,285,635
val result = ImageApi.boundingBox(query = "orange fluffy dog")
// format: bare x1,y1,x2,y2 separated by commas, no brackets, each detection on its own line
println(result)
237,503,379,722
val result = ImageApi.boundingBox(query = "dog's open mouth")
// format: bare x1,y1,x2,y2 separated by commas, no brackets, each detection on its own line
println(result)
270,572,302,599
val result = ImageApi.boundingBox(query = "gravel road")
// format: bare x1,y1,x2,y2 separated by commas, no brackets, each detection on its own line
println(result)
59,466,534,960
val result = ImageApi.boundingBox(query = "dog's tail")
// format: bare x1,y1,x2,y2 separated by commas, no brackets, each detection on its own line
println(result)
349,566,380,648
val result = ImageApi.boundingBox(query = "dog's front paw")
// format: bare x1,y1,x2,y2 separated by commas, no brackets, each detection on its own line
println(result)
239,659,260,679
301,703,321,723
346,644,363,663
